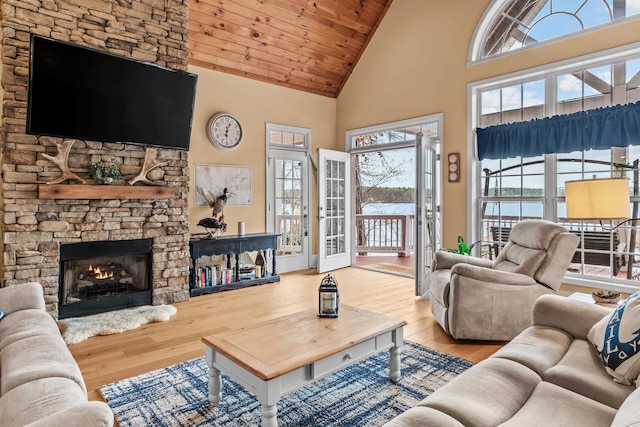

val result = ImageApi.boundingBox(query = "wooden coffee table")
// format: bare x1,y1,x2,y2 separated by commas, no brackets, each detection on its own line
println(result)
201,305,406,427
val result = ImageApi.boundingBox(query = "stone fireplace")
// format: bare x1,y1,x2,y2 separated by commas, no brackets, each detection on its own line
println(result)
0,0,192,318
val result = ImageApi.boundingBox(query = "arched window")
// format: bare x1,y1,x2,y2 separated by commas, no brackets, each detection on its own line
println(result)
471,0,640,62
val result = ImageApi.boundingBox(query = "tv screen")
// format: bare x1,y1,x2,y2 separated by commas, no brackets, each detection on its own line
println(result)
27,35,197,150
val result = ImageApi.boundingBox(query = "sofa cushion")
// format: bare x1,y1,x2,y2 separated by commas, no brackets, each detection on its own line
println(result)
0,309,60,349
418,358,541,427
491,325,572,376
544,339,634,409
588,291,640,385
496,382,617,427
0,377,86,427
492,242,546,276
534,295,612,340
0,282,45,315
508,219,566,249
20,401,114,427
383,406,466,427
611,386,640,427
1,332,86,396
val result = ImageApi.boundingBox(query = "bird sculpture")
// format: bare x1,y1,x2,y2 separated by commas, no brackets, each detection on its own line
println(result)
197,217,227,238
212,187,230,221
196,187,233,238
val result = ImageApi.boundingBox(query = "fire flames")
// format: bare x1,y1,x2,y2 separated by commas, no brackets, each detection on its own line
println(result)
88,265,114,280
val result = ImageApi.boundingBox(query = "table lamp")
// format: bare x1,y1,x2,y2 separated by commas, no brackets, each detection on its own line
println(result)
565,178,630,221
565,177,636,280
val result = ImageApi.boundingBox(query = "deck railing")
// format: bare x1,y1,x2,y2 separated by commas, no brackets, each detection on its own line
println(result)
481,216,620,244
480,215,640,280
275,214,302,255
355,214,415,256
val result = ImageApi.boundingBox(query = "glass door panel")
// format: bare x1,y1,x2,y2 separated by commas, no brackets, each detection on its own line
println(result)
318,149,351,273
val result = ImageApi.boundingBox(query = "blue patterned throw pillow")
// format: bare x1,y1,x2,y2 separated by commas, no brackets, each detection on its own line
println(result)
588,291,640,385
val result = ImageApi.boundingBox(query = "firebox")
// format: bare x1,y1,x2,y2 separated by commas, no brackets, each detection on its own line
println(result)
59,239,153,319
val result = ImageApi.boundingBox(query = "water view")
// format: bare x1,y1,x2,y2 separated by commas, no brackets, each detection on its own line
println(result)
363,203,415,215
364,202,566,218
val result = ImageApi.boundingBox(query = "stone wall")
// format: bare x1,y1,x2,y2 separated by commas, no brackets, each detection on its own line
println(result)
1,0,192,317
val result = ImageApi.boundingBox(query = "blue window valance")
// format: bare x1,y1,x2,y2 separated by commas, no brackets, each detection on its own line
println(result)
476,101,640,160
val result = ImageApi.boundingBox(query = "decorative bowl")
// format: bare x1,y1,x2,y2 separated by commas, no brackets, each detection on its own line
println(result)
592,289,621,304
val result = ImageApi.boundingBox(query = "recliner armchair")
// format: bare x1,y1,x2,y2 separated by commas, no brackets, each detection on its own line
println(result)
430,219,579,341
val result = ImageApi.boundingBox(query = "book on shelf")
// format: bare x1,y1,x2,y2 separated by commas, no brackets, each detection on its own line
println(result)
196,265,219,287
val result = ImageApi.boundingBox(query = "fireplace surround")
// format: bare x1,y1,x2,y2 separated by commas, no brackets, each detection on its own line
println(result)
0,0,192,318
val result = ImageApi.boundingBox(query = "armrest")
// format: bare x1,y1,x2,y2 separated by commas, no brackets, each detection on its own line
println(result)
0,282,45,315
433,251,493,271
451,263,537,286
25,402,114,427
533,294,611,339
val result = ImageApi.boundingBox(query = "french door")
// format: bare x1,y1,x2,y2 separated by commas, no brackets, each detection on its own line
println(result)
266,149,310,272
317,148,351,273
415,133,441,297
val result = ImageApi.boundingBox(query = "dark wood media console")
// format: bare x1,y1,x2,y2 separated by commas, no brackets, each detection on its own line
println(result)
189,233,280,297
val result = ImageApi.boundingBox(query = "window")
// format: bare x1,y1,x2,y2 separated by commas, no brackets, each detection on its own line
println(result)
473,46,640,286
472,0,640,61
269,130,306,147
480,79,546,126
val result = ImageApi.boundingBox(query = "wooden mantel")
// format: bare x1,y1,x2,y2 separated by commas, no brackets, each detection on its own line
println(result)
38,184,178,200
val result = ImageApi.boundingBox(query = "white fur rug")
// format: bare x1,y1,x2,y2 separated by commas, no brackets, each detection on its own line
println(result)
58,305,177,345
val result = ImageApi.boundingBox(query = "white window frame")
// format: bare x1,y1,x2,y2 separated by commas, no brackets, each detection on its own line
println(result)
468,41,640,293
345,114,444,276
265,123,313,271
469,0,640,65
266,123,311,151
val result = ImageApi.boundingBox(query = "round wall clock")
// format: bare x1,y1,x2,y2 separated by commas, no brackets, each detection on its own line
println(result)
207,113,243,150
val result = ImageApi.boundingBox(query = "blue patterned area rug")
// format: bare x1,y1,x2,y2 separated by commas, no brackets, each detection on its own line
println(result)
100,341,472,427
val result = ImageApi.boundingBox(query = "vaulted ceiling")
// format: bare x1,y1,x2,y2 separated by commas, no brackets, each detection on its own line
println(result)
188,0,393,98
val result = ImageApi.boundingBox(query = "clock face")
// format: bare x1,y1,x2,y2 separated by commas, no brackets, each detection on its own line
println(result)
448,153,458,163
207,113,243,150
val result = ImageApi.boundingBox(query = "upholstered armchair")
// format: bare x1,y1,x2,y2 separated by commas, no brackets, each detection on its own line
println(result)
430,219,579,341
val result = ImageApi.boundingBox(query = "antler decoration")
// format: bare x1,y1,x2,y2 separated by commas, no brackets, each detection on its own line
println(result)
41,140,86,184
128,148,168,186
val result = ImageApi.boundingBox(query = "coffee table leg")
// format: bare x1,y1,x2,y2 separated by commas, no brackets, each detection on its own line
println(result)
389,345,401,383
207,357,222,406
209,366,222,405
260,403,278,427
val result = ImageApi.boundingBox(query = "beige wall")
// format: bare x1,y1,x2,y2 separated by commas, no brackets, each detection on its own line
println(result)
336,0,640,248
187,66,338,250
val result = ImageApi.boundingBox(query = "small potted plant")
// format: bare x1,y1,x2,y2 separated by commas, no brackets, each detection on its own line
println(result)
88,159,123,184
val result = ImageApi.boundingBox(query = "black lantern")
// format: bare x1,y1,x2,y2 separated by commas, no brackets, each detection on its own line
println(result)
318,274,339,318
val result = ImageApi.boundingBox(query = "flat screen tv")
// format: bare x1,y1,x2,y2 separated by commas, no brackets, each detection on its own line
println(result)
27,35,197,150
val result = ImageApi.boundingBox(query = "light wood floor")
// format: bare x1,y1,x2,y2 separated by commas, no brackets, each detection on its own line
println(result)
70,267,589,402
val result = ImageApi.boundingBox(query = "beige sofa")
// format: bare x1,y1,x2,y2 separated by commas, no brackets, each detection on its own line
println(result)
0,282,113,427
384,294,640,427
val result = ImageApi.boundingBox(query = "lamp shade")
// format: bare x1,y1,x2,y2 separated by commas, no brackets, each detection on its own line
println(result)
565,178,630,220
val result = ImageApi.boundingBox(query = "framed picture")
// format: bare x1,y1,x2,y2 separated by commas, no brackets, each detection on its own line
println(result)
194,164,251,206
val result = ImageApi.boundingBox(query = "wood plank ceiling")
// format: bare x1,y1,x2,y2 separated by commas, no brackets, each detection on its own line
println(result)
188,0,394,98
